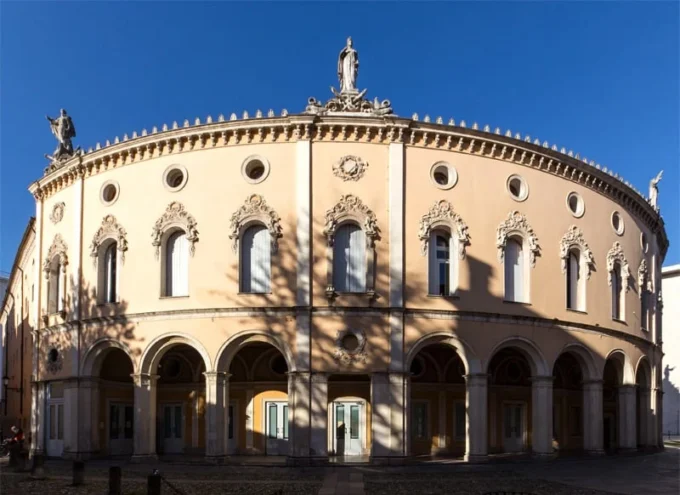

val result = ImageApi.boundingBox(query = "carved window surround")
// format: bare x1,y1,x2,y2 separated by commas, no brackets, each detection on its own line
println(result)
42,234,68,321
323,195,379,299
418,200,470,258
606,242,630,291
228,194,282,254
559,226,595,279
496,211,540,267
151,202,199,259
90,215,128,264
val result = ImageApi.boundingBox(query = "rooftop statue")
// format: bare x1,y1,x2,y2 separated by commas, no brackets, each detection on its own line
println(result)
649,170,662,210
45,109,79,168
305,37,394,117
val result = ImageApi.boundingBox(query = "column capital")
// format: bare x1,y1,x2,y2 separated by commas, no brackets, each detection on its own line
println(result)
310,372,329,384
463,373,489,384
131,373,159,387
203,371,230,382
618,383,637,391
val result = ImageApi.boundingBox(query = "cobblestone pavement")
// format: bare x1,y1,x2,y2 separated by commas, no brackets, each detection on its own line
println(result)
0,449,677,495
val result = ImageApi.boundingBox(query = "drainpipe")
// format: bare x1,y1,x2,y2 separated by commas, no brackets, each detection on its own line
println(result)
17,266,24,417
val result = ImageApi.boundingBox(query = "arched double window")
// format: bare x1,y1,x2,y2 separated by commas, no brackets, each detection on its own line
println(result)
566,249,585,311
91,215,128,305
606,241,629,322
611,261,624,320
428,230,457,296
164,230,189,297
504,237,526,303
47,257,65,314
241,224,271,293
560,226,594,313
98,241,118,304
333,223,366,293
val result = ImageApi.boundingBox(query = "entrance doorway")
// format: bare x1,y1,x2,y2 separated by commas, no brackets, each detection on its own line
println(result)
109,402,133,455
333,401,364,456
502,402,526,453
265,401,288,455
162,403,184,454
46,400,64,457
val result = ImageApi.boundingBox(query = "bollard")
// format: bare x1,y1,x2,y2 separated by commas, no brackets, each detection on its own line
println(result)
30,454,46,479
109,466,122,495
147,472,161,495
72,461,85,486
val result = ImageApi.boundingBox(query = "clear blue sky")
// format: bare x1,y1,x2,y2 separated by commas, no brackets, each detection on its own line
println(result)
1,1,678,274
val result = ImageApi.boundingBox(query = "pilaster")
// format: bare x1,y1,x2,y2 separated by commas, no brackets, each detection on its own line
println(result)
77,377,100,458
62,378,80,459
370,372,407,462
287,371,311,461
204,371,229,462
30,381,46,456
464,373,488,462
310,373,329,459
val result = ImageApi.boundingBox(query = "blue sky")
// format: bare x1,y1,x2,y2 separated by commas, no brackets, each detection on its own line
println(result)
1,1,678,274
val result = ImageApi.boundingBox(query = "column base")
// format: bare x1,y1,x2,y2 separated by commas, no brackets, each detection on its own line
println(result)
130,454,158,463
464,453,489,463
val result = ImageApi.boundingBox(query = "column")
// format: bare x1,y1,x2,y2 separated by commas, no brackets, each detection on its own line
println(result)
204,372,228,462
582,380,604,455
531,376,554,457
310,373,328,459
370,372,407,463
30,381,46,456
131,373,158,461
245,388,254,452
464,374,488,462
637,386,651,449
618,384,637,451
287,371,311,461
78,377,100,458
62,378,79,459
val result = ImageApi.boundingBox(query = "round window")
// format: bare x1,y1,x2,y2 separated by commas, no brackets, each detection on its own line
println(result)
566,192,585,218
100,181,120,206
48,348,59,363
611,211,624,236
163,165,188,192
640,233,648,253
270,355,288,375
430,162,457,190
341,333,360,352
241,155,271,184
506,174,529,201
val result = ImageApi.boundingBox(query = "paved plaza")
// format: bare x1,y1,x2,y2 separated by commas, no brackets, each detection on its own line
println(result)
0,448,678,494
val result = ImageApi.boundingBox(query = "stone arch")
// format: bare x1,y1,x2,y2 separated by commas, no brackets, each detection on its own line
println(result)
215,330,295,374
139,332,212,375
635,355,652,385
405,331,481,376
81,337,135,376
603,349,635,385
552,342,599,381
486,336,549,376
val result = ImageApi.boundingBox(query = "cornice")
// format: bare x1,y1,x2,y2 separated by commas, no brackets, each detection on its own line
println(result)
28,113,667,256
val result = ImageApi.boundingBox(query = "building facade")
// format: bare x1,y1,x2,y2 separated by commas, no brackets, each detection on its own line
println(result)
661,264,679,437
2,41,669,463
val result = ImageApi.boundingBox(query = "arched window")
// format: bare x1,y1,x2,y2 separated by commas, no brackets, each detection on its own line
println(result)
429,230,457,296
241,225,271,293
99,241,118,304
333,223,366,293
566,249,585,311
504,237,525,302
612,261,623,320
47,258,64,314
165,231,189,297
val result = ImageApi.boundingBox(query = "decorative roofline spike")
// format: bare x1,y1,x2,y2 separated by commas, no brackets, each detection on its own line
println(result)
114,136,120,144
424,115,431,123
123,134,128,141
412,113,419,120
230,113,237,121
152,127,158,134
505,130,511,137
194,117,201,125
218,114,225,122
172,121,178,129
206,115,213,124
96,143,101,150
242,111,249,119
436,117,443,124
460,120,466,128
256,109,263,118
525,135,531,142
495,127,500,134
267,109,275,117
281,109,288,116
106,140,111,146
449,118,455,126
484,125,490,132
472,122,478,130
183,120,190,128
132,131,138,139
142,129,148,136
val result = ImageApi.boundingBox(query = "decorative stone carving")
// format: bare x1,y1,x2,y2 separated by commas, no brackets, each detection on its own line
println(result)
496,211,540,266
305,37,393,117
49,202,65,224
323,195,379,247
559,226,595,279
46,346,64,375
228,194,282,254
332,155,368,181
151,202,199,259
333,329,368,365
90,215,129,264
606,241,630,291
638,259,649,296
418,200,470,258
43,234,68,278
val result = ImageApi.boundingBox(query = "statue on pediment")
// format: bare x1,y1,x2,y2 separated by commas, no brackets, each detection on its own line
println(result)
649,170,662,210
338,37,359,94
45,108,79,165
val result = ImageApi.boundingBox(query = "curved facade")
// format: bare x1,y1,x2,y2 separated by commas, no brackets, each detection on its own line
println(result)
13,57,669,462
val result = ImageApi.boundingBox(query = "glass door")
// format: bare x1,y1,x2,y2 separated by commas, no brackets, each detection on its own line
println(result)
265,401,288,455
46,401,64,457
333,401,363,456
162,403,184,454
109,403,133,455
502,403,525,452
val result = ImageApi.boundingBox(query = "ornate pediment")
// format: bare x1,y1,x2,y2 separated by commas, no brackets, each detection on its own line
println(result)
638,259,649,296
559,226,595,279
151,202,199,258
418,200,470,258
43,234,68,278
333,155,368,181
496,211,540,266
90,215,128,264
323,195,378,247
228,194,282,254
606,242,630,291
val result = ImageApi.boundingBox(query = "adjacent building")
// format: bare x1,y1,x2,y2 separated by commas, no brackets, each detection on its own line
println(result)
662,264,680,437
0,40,669,462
